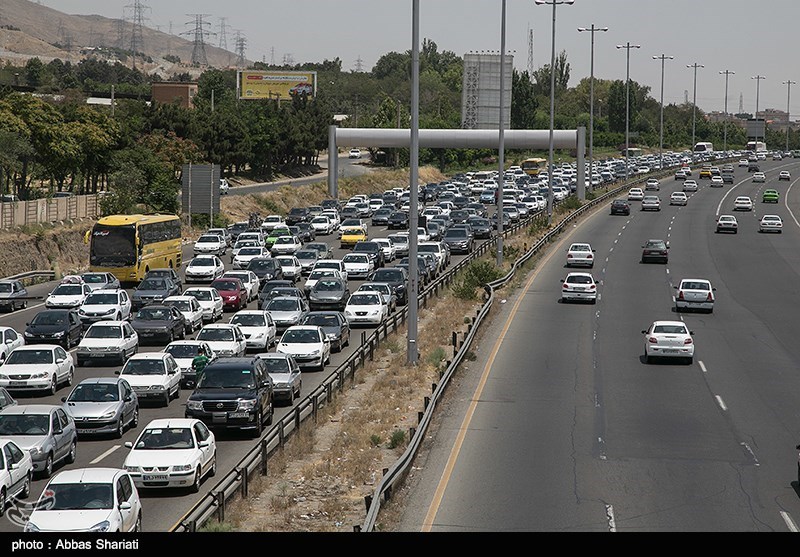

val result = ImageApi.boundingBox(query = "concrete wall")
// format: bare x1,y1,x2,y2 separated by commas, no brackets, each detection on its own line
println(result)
0,195,99,229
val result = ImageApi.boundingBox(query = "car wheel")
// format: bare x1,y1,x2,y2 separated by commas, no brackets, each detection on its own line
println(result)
295,381,302,399
41,454,54,478
266,402,274,426
131,407,139,428
49,375,58,396
64,335,72,350
66,367,74,387
0,488,5,517
65,440,76,464
114,417,124,439
20,472,31,499
251,411,264,438
162,390,170,407
189,467,201,493
209,453,217,477
644,354,652,364
168,329,174,343
134,513,142,533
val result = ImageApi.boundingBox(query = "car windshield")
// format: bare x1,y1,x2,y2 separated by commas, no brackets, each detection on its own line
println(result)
249,259,279,271
570,244,591,252
303,314,340,327
84,293,118,305
165,300,191,311
315,262,340,271
681,282,710,290
275,237,294,245
239,248,262,256
645,241,666,249
6,349,53,365
43,483,114,511
0,414,49,435
653,324,688,335
343,254,368,263
349,294,379,306
135,427,194,450
231,314,266,327
262,358,290,373
312,217,329,224
32,313,67,326
566,275,593,285
81,274,106,284
85,325,122,339
387,236,407,245
373,270,403,282
138,279,166,291
197,328,235,342
165,344,202,359
445,230,468,239
281,329,320,343
135,307,170,321
198,236,220,243
277,258,296,266
68,383,119,402
121,359,166,375
191,258,215,267
296,251,317,260
52,285,83,296
315,280,343,292
211,281,240,291
197,368,256,389
360,284,389,295
266,299,300,312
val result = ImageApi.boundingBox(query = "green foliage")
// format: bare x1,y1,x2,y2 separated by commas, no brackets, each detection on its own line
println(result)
198,520,233,532
190,214,230,229
388,429,406,450
557,196,583,213
164,54,181,64
452,260,505,300
370,434,382,447
425,346,447,368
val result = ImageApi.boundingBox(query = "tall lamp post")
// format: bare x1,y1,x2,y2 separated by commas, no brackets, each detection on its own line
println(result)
578,24,608,192
687,62,704,151
752,75,766,149
783,79,796,153
653,54,673,171
407,0,420,365
719,70,735,153
616,42,640,180
536,0,575,225
496,0,508,266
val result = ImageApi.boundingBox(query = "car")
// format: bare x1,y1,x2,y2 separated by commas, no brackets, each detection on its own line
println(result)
340,228,368,248
289,82,314,96
75,321,138,366
195,323,247,358
627,188,644,201
418,242,449,272
371,207,394,227
222,270,260,303
275,325,331,371
716,214,739,234
183,287,224,323
61,377,139,438
342,253,375,280
682,180,698,192
645,178,660,191
669,192,688,206
130,276,181,311
759,214,783,233
565,243,595,268
144,267,183,292
219,178,230,194
610,199,631,215
387,211,410,230
233,246,271,270
313,259,348,281
24,309,83,350
352,240,386,268
193,234,227,257
247,257,284,282
0,327,24,364
0,280,29,313
275,255,304,283
79,272,121,292
310,215,336,235
265,227,292,249
0,404,77,478
373,237,397,263
305,242,333,261
748,162,760,172
129,305,186,345
641,195,661,211
78,289,132,325
699,168,712,179
260,214,286,232
762,189,779,203
733,196,753,211
779,171,791,181
752,172,767,183
258,279,300,308
0,344,74,396
642,320,695,364
466,216,492,238
387,233,410,257
231,239,260,262
0,438,33,514
163,340,218,389
674,279,715,313
560,272,597,304
210,277,248,312
123,418,216,493
709,176,724,188
641,239,669,264
185,255,225,283
300,311,350,353
308,277,351,312
229,223,257,244
264,296,309,332
116,352,181,407
270,235,303,257
738,159,749,167
349,148,361,159
722,173,734,184
285,207,311,226
24,467,142,532
674,170,687,181
229,310,277,352
443,227,473,254
45,282,92,310
344,291,389,327
255,353,302,404
356,282,397,313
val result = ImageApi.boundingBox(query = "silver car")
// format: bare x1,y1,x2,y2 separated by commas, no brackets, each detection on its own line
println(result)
61,377,139,439
257,352,302,404
0,404,77,477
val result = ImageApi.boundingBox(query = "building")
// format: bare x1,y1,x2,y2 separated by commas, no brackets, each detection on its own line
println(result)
151,82,198,109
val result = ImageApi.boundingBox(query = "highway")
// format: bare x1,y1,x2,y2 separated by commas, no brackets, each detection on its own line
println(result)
392,159,800,532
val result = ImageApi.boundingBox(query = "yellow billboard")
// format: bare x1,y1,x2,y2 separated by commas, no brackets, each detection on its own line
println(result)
238,70,317,101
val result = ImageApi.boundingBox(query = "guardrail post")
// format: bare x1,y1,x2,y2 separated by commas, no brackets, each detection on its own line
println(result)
424,396,430,409
369,338,374,361
239,467,248,497
418,411,424,424
312,394,318,423
260,439,268,476
294,406,301,432
215,491,225,523
364,494,373,511
326,382,332,403
278,422,285,448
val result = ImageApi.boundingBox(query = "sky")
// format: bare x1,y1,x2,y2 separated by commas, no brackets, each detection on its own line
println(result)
39,0,800,117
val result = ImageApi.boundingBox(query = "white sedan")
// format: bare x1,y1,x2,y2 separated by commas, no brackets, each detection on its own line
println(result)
752,172,767,183
645,178,660,191
229,310,277,351
344,291,389,327
759,214,783,233
627,188,644,201
184,255,225,283
565,243,595,268
163,295,205,333
342,253,374,279
641,195,661,211
374,238,397,263
642,320,695,364
733,196,753,211
0,345,73,395
669,192,688,206
674,278,715,313
195,323,247,358
779,171,791,181
222,271,260,302
275,325,331,371
193,234,227,257
118,353,182,407
0,438,33,511
260,214,286,232
310,216,335,235
682,180,698,192
275,255,303,282
0,326,24,364
75,321,139,367
232,246,270,270
45,283,92,310
709,176,724,188
182,288,223,323
270,235,303,256
124,418,216,493
560,272,597,304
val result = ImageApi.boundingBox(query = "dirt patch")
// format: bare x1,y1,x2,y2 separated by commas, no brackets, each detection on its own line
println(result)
0,222,93,279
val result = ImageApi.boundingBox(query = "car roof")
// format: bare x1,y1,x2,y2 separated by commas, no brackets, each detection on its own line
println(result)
679,278,711,284
164,295,197,301
565,272,594,278
48,467,126,485
75,376,124,385
141,418,198,429
0,404,59,415
651,320,687,327
127,352,170,360
87,321,126,327
201,323,237,329
13,344,59,351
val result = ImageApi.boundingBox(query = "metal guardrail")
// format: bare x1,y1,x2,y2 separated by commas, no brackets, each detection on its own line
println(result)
1,270,56,283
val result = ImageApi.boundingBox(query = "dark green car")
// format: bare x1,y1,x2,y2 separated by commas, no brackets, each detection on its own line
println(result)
762,189,779,203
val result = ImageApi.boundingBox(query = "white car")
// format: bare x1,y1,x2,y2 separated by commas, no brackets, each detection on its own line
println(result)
342,253,374,279
80,272,121,292
207,227,232,247
374,238,397,263
642,320,695,364
674,278,715,313
232,246,270,270
185,255,225,283
256,352,301,403
195,323,247,358
738,159,749,167
230,310,277,351
271,235,303,256
222,271,260,302
733,196,753,211
645,178,660,191
75,321,139,367
0,327,24,364
310,216,335,235
565,243,595,268
45,283,92,310
387,234,409,256
682,180,699,192
275,325,331,371
163,340,217,387
669,192,688,206
0,345,74,395
779,171,791,181
219,178,229,194
560,272,598,304
235,231,265,246
627,188,644,201
304,268,345,293
313,259,348,281
276,255,303,282
24,468,142,532
710,176,724,188
123,418,216,493
183,287,224,323
231,239,260,262
163,295,205,333
348,148,361,159
716,214,739,234
752,172,767,183
344,291,389,327
260,214,286,232
193,234,227,257
641,195,661,211
759,214,783,233
77,289,132,325
0,439,33,512
321,210,340,228
118,352,181,407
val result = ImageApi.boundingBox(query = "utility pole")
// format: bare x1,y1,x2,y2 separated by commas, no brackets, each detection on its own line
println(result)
653,54,673,170
752,75,766,148
616,42,640,180
687,62,704,150
719,70,735,152
578,24,609,190
783,80,796,152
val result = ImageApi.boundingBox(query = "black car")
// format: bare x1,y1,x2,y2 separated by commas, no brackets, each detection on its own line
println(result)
129,304,186,344
131,276,181,311
450,209,470,224
24,309,83,349
352,241,385,268
610,199,631,216
321,199,342,212
371,207,394,226
286,207,311,225
427,222,442,241
398,256,433,285
185,357,274,437
295,222,317,243
368,267,408,305
247,257,284,282
304,242,333,260
443,227,474,254
300,311,351,353
467,202,489,218
143,268,183,292
641,239,669,264
308,277,350,312
227,221,251,243
387,211,409,230
340,206,359,220
466,216,492,239
258,279,298,308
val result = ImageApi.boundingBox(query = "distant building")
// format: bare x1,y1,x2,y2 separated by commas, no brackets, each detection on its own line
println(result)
151,82,198,109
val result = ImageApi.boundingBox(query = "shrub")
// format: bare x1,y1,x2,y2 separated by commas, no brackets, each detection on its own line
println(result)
452,260,504,299
370,434,382,447
425,346,447,368
388,429,406,449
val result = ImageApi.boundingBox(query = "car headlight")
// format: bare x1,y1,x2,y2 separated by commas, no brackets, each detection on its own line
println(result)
369,310,380,315
0,374,7,380
102,308,115,315
29,447,43,456
52,331,65,337
88,521,111,532
253,333,264,338
187,400,203,410
310,349,321,356
24,522,39,532
101,411,117,419
78,309,86,315
31,372,49,379
238,399,257,411
173,464,193,472
150,385,165,390
227,296,237,301
125,465,140,473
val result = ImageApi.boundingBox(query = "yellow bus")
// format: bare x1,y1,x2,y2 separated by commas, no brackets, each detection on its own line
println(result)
87,214,183,284
521,157,548,177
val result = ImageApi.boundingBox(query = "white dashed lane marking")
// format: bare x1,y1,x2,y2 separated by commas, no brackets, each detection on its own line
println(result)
90,445,121,465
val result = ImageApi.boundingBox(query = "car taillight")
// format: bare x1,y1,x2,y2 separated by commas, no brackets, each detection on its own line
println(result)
648,337,658,343
678,291,684,300
567,254,573,259
684,338,693,345
589,284,596,290
587,254,593,259
706,292,713,301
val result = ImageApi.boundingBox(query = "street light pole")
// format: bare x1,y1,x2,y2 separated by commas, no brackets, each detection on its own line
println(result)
407,0,420,365
616,42,640,180
687,62,704,150
783,79,796,153
578,24,608,192
496,0,508,267
653,54,673,171
752,75,766,149
719,70,735,153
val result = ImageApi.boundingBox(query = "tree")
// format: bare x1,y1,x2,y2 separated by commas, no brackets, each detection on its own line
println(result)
24,58,45,88
531,50,570,100
511,70,538,130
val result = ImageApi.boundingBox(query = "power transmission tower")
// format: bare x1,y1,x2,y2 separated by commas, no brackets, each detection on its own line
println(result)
126,0,149,70
739,92,744,114
115,13,127,51
234,31,247,67
527,27,535,80
218,17,228,50
270,47,275,66
684,89,689,104
182,14,214,67
282,53,294,66
354,55,364,72
167,21,173,56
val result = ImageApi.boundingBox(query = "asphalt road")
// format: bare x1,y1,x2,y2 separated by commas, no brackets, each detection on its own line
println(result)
393,159,800,532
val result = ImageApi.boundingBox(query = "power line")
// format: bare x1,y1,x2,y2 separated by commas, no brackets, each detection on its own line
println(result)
181,14,214,67
126,0,150,70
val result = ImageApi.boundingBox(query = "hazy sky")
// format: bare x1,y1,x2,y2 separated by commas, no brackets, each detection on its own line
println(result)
40,0,800,117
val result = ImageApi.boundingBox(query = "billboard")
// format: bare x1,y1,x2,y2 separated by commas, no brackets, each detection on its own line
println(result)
237,70,317,101
461,53,513,130
181,164,221,215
